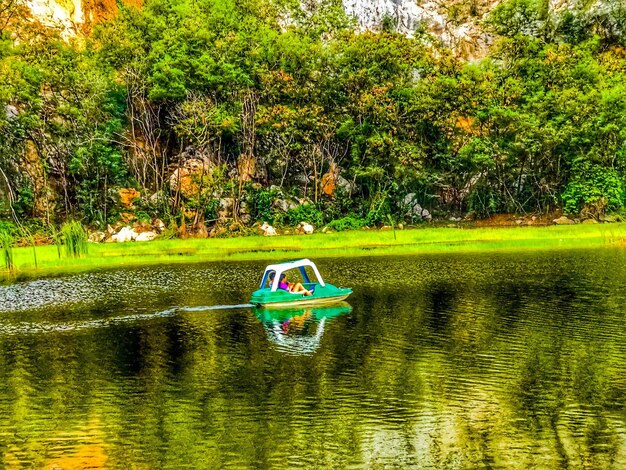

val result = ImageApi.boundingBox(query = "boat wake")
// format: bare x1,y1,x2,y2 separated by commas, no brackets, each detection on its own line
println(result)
0,303,254,337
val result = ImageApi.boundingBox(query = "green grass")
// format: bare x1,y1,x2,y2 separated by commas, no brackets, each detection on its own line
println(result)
3,223,626,281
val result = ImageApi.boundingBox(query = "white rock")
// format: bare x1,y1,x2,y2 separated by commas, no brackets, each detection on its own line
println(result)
301,222,314,235
111,226,138,243
136,231,157,242
260,222,277,236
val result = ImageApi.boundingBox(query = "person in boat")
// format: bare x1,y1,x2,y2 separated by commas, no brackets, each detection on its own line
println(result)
267,271,277,288
279,273,312,296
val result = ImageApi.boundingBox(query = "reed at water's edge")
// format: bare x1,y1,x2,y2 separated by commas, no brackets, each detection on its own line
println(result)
2,223,626,282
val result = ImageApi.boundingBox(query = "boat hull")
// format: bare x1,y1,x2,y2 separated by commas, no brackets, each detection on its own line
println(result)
250,283,352,309
253,293,351,309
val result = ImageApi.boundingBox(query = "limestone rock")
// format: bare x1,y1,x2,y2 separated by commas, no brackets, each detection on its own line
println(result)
296,222,314,235
273,197,298,213
169,153,214,199
118,188,140,208
403,193,432,221
135,231,156,242
553,216,575,225
111,226,138,242
260,222,277,236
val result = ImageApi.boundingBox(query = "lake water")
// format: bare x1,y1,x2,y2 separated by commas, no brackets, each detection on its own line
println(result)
1,250,626,468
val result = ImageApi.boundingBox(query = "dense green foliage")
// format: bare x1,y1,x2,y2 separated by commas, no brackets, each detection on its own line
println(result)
1,0,626,233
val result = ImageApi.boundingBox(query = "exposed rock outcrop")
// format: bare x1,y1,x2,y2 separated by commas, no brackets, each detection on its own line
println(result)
169,151,214,199
118,188,140,208
342,0,495,58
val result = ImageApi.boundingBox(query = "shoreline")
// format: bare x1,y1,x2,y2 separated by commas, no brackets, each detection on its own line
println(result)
2,223,625,282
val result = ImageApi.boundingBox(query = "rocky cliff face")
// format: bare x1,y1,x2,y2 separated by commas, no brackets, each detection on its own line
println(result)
25,0,141,35
23,0,612,58
24,0,498,57
342,0,497,59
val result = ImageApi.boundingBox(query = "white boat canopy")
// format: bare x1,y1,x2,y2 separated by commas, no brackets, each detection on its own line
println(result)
260,259,326,291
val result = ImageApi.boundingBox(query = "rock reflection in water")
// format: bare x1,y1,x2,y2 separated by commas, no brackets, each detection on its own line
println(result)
253,303,352,355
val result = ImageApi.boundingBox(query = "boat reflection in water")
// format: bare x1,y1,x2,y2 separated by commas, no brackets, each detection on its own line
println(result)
252,302,352,355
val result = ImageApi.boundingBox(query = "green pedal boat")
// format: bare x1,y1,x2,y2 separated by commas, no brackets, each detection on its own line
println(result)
249,259,352,308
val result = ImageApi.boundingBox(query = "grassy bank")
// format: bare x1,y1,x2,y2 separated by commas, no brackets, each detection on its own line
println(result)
3,223,626,280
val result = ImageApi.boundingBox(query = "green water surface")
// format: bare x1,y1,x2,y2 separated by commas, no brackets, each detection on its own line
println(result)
0,250,625,468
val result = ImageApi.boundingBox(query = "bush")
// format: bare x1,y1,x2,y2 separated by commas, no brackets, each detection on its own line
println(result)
285,204,324,227
327,216,367,231
467,184,502,218
365,191,392,226
135,211,151,224
248,187,279,224
562,163,624,215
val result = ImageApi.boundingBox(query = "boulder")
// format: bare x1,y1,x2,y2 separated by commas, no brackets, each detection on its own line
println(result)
111,226,139,243
273,198,289,213
553,216,575,225
135,231,157,242
582,218,598,224
88,231,106,243
296,222,314,235
403,193,432,221
260,222,277,236
273,198,298,213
